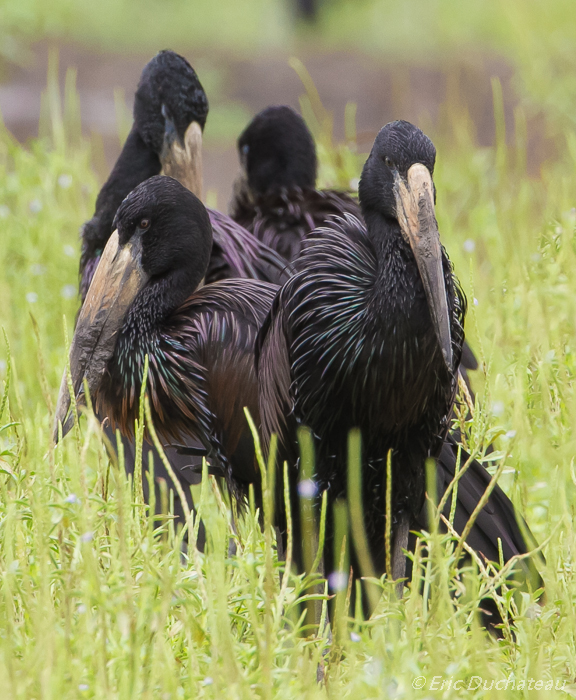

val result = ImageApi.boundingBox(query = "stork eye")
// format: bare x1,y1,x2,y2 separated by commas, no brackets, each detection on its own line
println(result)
384,157,394,168
140,218,150,230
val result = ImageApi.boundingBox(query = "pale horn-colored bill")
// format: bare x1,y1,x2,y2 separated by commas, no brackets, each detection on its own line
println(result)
53,230,149,441
394,163,452,369
160,120,204,199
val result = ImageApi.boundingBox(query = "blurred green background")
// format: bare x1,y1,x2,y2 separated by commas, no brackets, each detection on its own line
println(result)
2,0,575,205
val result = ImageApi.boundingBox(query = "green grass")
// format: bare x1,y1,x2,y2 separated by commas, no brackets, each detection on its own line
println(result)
2,23,576,699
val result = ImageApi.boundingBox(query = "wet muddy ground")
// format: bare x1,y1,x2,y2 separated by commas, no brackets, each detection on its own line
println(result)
0,42,551,208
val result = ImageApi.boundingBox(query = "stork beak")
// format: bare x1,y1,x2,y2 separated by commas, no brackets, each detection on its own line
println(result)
160,106,204,199
394,163,452,370
53,230,149,442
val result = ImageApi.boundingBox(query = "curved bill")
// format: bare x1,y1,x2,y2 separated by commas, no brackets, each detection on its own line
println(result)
160,109,204,199
53,230,149,442
394,163,452,370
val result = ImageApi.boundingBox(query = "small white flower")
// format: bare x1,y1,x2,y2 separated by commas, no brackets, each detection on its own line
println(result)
349,177,360,190
31,264,46,276
0,361,6,373
298,479,318,499
328,571,348,592
350,631,361,642
0,205,10,218
202,677,213,686
505,430,516,439
531,252,542,262
77,604,87,614
473,298,479,306
26,292,38,304
65,493,79,504
61,284,77,299
492,401,504,417
58,174,73,189
78,684,89,691
80,531,94,543
64,245,75,257
463,239,475,253
29,199,43,214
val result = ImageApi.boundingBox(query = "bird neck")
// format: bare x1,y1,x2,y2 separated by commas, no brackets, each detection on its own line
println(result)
93,126,161,244
363,209,415,288
80,127,161,298
131,269,200,335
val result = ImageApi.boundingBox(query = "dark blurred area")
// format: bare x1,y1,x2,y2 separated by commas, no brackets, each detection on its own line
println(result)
296,0,318,21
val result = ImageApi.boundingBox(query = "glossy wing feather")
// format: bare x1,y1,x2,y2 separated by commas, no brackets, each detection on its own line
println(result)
230,183,360,262
100,278,277,501
207,208,292,285
256,291,296,464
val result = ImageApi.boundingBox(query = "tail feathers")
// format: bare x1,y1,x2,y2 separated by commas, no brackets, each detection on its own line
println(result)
414,436,542,589
460,340,479,371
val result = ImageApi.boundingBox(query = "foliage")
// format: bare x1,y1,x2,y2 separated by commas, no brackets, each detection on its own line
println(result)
0,45,575,700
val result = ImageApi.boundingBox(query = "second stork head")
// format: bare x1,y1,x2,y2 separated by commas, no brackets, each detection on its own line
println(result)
134,50,208,195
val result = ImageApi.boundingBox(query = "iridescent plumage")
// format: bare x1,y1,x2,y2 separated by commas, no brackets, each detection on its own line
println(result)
230,105,359,262
257,122,540,612
61,177,278,503
101,275,276,499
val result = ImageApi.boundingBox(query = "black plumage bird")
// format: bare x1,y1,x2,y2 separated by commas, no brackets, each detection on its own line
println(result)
80,51,288,302
231,105,485,394
230,105,359,262
57,176,277,503
257,121,539,609
77,51,289,529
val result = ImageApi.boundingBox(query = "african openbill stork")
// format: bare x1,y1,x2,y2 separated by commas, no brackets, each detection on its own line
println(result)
234,106,503,539
230,105,358,263
80,50,288,302
257,120,540,610
57,176,277,505
77,51,289,531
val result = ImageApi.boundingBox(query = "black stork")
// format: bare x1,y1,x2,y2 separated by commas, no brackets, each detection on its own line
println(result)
230,105,359,263
57,176,277,505
257,120,540,609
